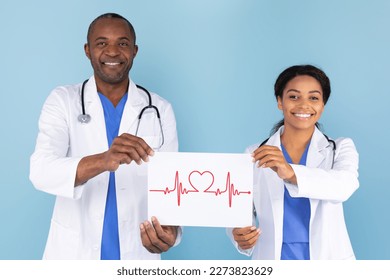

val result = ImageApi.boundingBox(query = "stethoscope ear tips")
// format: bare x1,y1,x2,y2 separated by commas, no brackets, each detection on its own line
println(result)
78,114,91,124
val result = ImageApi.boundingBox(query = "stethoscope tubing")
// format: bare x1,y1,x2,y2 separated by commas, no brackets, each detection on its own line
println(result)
80,79,89,116
78,79,159,123
78,79,164,148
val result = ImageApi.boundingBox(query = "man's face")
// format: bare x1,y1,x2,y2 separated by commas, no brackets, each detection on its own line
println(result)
84,18,138,85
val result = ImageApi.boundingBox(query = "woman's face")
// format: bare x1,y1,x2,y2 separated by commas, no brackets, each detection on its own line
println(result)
277,75,325,132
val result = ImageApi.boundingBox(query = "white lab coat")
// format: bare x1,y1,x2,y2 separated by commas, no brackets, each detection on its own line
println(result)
30,76,179,259
228,126,359,260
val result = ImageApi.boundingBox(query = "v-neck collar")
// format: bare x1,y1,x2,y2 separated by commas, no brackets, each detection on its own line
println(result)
98,92,128,147
281,142,311,165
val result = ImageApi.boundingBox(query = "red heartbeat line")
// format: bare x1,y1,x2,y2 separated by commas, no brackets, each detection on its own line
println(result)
149,170,251,207
149,171,199,206
204,172,251,207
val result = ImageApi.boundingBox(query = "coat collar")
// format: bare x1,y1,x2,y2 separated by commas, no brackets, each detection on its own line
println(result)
83,76,147,135
266,125,330,168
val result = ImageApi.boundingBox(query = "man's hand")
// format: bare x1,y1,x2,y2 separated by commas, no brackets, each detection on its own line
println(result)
103,133,154,172
140,216,178,253
75,133,153,186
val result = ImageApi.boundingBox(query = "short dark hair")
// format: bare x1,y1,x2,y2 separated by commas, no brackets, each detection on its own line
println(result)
87,13,136,45
274,64,331,105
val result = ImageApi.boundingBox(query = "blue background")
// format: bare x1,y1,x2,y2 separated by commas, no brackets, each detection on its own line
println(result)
1,0,389,260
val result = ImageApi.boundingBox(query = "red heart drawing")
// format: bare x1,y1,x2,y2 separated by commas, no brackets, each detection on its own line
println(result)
188,170,214,191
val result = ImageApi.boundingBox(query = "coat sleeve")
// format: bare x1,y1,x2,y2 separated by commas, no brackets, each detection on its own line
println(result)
29,87,84,199
285,138,359,202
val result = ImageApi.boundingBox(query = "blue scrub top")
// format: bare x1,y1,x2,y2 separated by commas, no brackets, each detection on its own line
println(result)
281,142,311,260
98,92,128,260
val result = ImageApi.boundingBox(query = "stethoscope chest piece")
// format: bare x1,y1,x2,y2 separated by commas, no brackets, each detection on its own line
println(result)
78,114,91,124
78,79,91,124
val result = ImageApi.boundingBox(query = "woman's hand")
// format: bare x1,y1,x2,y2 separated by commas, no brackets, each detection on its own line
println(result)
252,145,297,184
232,226,261,250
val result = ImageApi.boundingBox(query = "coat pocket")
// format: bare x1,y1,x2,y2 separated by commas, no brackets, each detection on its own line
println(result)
43,219,80,259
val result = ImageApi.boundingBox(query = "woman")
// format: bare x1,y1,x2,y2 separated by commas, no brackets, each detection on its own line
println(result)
228,65,359,260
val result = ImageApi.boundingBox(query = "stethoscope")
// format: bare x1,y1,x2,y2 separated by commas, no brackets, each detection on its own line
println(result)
78,79,164,149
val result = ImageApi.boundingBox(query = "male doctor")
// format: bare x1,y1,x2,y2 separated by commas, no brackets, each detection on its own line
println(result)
30,13,180,259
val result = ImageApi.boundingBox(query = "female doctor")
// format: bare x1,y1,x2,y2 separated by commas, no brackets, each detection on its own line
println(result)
229,65,359,260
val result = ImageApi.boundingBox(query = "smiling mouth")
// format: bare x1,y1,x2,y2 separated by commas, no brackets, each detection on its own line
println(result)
294,113,312,118
102,62,122,66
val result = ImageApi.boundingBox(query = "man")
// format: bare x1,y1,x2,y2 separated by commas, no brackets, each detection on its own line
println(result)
30,13,180,259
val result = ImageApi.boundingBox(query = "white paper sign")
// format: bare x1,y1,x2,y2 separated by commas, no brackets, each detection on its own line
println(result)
148,152,253,227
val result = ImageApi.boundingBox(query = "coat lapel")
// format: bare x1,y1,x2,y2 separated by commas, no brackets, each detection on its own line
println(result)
263,129,285,222
306,127,328,169
118,80,144,135
303,127,331,221
83,76,109,152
